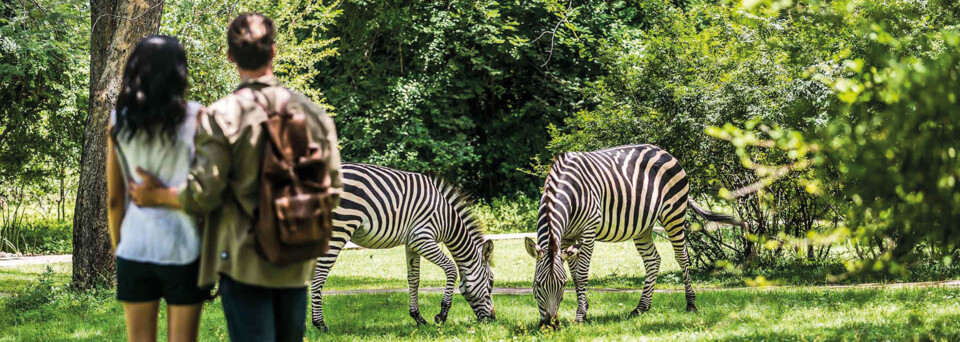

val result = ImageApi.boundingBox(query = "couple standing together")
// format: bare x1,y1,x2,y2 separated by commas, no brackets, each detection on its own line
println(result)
106,13,341,342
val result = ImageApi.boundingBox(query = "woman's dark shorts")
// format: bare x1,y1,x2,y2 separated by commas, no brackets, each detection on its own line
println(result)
116,257,212,305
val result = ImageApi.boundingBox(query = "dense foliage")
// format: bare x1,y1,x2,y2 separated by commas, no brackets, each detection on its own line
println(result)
0,0,86,252
707,0,960,271
311,0,616,197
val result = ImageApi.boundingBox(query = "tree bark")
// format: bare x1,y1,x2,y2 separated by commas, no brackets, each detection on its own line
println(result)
73,0,164,289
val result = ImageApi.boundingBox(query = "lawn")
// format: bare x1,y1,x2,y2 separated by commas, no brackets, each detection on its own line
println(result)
2,236,960,341
329,236,685,291
2,283,959,341
0,263,71,295
329,236,956,291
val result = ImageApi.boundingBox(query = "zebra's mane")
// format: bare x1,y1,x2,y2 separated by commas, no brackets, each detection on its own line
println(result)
430,177,486,249
542,153,569,264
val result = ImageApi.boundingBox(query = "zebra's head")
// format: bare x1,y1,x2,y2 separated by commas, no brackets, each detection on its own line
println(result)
525,236,581,328
460,239,496,321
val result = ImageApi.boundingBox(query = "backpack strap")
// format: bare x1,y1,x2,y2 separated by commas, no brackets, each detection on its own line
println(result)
235,86,310,186
234,86,299,155
233,86,292,118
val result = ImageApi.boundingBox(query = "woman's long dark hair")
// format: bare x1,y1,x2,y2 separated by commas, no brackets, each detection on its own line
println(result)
113,35,188,143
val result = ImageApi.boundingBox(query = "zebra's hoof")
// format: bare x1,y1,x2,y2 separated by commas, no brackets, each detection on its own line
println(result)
628,309,644,318
312,321,328,332
434,313,448,324
412,314,428,325
686,304,698,312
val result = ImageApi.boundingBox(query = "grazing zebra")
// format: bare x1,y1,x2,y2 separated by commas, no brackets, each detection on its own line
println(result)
525,144,742,327
311,163,495,331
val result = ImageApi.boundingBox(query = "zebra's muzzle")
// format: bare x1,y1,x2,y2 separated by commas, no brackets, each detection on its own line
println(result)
539,315,559,329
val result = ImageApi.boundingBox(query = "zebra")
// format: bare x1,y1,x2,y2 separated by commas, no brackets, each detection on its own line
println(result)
524,144,743,327
311,163,496,331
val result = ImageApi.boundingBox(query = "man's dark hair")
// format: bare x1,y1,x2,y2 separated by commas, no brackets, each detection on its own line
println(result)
227,13,275,70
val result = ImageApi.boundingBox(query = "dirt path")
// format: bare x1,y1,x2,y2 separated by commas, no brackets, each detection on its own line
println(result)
0,233,549,268
0,254,71,267
0,231,674,266
324,279,960,296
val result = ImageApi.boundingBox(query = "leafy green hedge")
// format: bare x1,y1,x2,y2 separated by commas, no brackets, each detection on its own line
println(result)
473,195,539,235
3,219,72,255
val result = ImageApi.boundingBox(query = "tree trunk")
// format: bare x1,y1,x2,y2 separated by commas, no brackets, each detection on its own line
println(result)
73,0,164,290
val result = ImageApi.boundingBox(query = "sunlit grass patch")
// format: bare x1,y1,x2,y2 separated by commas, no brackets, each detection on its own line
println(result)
2,280,959,341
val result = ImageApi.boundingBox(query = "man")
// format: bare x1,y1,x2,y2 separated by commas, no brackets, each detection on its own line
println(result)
129,13,342,341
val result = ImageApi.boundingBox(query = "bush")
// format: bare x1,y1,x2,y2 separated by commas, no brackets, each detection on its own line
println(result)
2,218,72,255
18,219,72,255
473,195,539,234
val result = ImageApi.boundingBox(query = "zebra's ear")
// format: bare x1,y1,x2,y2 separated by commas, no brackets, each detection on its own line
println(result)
482,239,494,264
559,242,581,261
524,237,543,259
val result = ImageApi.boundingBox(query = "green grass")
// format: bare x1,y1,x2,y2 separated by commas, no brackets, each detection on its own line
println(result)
328,237,684,291
0,263,70,294
3,238,960,341
329,237,960,291
2,284,959,341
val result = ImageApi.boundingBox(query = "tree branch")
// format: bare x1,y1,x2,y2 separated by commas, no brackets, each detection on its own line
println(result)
532,0,573,68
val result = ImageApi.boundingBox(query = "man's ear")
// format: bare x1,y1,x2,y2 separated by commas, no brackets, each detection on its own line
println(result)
559,241,582,261
524,237,543,259
482,239,494,264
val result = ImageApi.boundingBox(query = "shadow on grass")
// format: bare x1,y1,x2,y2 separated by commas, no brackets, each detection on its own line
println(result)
589,258,960,290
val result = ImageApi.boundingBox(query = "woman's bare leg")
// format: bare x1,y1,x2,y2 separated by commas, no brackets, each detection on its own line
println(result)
167,303,203,342
123,301,160,342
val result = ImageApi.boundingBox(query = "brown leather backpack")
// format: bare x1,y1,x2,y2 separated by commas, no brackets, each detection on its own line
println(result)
235,86,334,265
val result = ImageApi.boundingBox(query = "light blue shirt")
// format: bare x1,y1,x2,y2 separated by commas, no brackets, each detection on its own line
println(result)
112,102,202,265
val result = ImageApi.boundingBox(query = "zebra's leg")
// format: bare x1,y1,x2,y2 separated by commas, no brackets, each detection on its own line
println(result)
568,237,595,323
409,235,458,324
630,230,661,316
405,247,428,325
664,219,697,312
310,229,354,332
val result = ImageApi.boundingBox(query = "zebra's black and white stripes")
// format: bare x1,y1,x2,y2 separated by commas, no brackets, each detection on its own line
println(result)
525,144,741,327
310,163,495,331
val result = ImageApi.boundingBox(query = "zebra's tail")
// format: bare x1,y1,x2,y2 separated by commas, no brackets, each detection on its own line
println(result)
687,198,746,228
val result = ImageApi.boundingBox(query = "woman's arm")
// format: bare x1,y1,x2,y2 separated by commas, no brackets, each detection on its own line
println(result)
128,107,228,214
128,167,181,209
106,126,125,251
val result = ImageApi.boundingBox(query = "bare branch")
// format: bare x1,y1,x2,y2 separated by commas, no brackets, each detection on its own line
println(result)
725,159,813,199
533,0,574,68
28,0,48,15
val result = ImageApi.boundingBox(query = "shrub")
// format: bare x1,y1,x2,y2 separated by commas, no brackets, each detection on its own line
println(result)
17,219,72,255
473,195,539,234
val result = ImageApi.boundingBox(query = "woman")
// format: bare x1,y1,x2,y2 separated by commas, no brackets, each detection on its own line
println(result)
106,35,210,342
